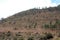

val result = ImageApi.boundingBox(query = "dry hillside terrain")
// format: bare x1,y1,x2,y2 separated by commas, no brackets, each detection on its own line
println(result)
0,5,60,40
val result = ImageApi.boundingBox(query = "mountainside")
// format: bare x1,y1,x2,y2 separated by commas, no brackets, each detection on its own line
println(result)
0,5,60,30
0,5,60,40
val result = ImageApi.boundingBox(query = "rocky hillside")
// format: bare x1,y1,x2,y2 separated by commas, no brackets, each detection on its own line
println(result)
0,5,60,40
0,5,60,30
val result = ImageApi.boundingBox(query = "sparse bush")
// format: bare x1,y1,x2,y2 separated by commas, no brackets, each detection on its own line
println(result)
50,24,56,29
28,37,34,40
28,25,32,29
43,24,49,29
45,33,53,39
55,19,60,25
39,32,53,40
16,32,22,36
6,31,11,37
14,27,18,30
43,19,60,29
39,36,47,40
33,22,37,28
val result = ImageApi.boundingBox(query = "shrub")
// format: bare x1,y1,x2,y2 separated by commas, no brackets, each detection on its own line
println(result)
33,22,37,28
55,19,60,25
45,33,53,39
16,32,22,36
28,37,34,40
14,27,18,30
6,31,11,37
39,37,47,40
50,24,56,29
43,24,49,29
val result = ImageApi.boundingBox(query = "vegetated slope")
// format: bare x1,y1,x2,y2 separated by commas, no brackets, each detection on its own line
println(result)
0,5,60,33
0,5,60,40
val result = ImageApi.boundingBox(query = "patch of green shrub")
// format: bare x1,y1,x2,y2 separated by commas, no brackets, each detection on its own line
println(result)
43,24,49,29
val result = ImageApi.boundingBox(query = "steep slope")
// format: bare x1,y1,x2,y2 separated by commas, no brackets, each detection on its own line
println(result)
0,5,60,33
